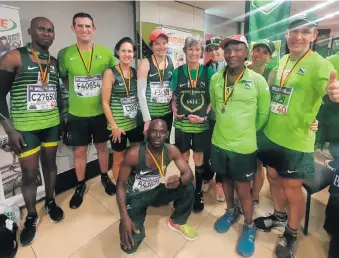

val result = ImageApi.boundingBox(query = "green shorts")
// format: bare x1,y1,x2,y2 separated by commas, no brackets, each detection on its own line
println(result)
257,132,314,179
18,125,60,158
210,144,257,182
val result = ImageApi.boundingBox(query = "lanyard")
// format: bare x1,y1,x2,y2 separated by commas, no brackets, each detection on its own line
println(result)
223,68,244,106
152,55,166,85
30,45,50,90
147,144,164,177
76,44,94,77
187,64,200,88
116,64,131,96
279,49,312,88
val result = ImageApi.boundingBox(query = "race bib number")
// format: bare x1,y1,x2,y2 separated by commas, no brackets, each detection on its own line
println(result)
121,96,138,119
270,85,293,115
27,84,57,111
150,81,170,103
74,74,102,97
132,174,160,192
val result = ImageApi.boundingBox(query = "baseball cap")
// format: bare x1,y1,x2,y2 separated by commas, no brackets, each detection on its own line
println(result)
253,39,275,55
220,35,248,49
289,12,318,28
206,37,222,49
149,29,168,41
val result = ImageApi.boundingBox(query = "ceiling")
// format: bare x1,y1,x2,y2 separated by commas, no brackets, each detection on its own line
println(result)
179,0,339,28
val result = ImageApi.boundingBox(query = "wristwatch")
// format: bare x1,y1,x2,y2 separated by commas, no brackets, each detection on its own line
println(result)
203,116,208,121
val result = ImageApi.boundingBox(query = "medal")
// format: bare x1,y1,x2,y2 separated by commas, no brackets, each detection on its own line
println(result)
42,82,48,90
77,43,94,78
223,68,244,108
147,143,165,181
187,63,200,88
116,64,131,96
30,45,50,88
152,55,166,86
159,176,166,184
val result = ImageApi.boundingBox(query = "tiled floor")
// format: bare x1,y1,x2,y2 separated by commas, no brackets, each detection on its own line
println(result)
16,155,330,258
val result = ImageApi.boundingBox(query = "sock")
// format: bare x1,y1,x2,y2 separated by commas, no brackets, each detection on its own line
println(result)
274,210,287,221
226,207,235,214
195,165,204,193
27,212,38,218
77,179,85,186
45,197,54,205
245,221,255,228
101,172,108,178
285,224,298,238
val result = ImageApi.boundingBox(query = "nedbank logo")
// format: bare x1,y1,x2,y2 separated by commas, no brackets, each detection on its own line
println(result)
0,18,17,32
251,0,284,15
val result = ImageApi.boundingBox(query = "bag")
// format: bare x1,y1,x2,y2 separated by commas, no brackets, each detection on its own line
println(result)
0,214,18,258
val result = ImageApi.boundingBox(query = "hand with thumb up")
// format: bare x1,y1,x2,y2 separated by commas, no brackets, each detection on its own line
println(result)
326,70,339,102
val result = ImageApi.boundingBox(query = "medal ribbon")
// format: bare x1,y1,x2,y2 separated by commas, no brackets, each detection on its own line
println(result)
279,49,312,88
76,44,94,75
147,144,164,177
30,45,50,86
187,64,200,88
116,64,131,96
223,68,244,106
152,55,166,85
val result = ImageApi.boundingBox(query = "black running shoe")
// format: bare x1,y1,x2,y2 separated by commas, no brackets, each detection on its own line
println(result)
193,191,204,213
101,174,116,196
254,213,287,232
20,215,39,246
45,199,64,223
69,183,86,209
275,230,297,258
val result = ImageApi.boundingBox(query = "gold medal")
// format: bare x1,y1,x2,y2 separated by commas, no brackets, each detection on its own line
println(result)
159,176,166,184
42,82,48,90
87,74,93,79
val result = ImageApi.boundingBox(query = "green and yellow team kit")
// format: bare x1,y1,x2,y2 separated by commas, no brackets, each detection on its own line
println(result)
264,50,334,152
58,44,116,117
108,65,139,132
171,64,215,133
10,44,61,157
146,55,174,117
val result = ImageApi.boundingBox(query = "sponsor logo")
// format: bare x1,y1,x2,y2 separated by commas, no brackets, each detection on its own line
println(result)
28,66,38,70
139,169,154,175
0,18,17,32
70,57,79,61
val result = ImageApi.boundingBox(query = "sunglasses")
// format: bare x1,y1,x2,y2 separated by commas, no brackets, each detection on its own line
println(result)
206,38,222,46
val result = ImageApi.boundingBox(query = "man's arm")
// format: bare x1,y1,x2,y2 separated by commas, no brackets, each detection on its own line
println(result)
0,50,20,130
256,76,271,131
57,49,69,89
116,146,138,219
168,144,193,185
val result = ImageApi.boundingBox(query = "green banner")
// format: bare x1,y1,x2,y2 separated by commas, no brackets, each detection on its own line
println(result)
248,0,291,69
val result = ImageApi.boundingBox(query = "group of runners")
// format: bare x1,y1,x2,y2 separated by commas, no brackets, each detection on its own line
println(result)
1,10,339,258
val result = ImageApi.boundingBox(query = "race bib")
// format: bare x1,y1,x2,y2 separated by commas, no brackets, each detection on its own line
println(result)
150,81,170,103
270,85,293,115
132,174,160,192
121,96,138,119
74,74,102,97
27,84,57,111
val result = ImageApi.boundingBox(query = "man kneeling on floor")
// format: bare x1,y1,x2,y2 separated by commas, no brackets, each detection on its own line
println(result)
117,119,198,253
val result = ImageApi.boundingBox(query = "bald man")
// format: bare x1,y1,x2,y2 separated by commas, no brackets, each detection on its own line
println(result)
117,119,197,254
0,17,64,245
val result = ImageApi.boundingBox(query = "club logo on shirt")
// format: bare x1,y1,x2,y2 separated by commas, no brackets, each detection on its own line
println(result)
94,54,102,60
200,81,206,88
50,65,56,73
245,81,253,89
297,67,307,75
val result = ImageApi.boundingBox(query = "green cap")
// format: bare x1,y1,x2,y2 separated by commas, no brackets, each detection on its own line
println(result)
205,37,222,49
289,12,318,27
253,39,275,55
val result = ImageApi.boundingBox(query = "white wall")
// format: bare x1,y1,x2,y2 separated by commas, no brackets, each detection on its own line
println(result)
205,13,238,37
1,1,135,57
139,1,204,31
